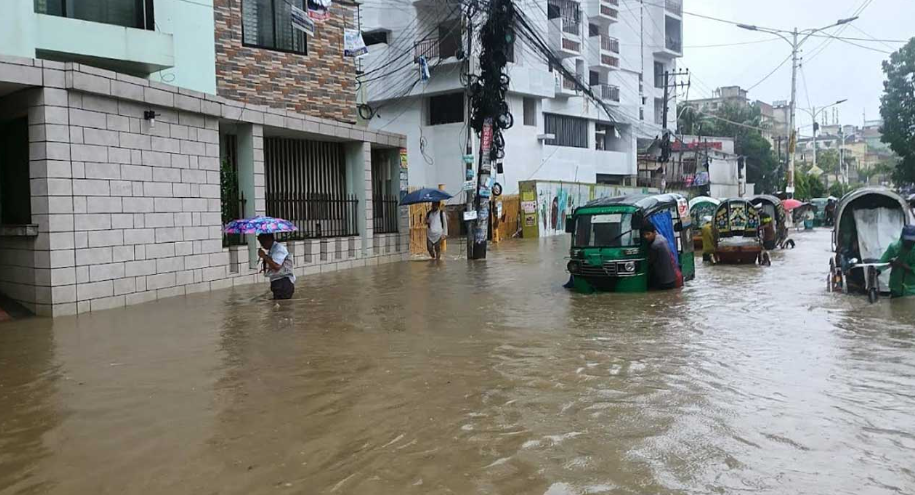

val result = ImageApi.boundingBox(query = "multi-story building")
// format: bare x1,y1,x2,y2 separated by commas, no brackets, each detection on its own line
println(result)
359,0,683,198
0,0,408,316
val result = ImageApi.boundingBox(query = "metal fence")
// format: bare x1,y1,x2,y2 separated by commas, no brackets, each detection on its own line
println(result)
221,134,247,247
264,137,359,239
373,196,400,234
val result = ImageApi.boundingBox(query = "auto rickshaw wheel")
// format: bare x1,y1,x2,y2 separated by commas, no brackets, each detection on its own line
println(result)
827,273,833,292
868,287,879,304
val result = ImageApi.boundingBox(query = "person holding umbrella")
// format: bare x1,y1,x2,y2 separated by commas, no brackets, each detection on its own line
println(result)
399,187,453,260
224,216,298,300
425,202,448,260
257,233,296,300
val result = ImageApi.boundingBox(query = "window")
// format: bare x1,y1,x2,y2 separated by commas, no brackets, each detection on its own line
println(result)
35,0,155,30
0,118,31,225
242,0,307,54
363,30,389,46
438,20,462,59
654,98,664,125
589,70,600,86
523,98,537,126
544,113,588,148
574,213,639,247
589,23,599,37
428,93,464,125
654,61,665,88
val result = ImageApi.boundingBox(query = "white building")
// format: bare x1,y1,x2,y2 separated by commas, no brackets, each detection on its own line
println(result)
359,0,684,197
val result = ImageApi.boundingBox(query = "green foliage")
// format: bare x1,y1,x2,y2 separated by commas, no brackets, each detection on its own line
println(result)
829,182,858,199
817,149,840,175
879,37,915,186
677,102,781,193
220,157,239,224
793,171,827,201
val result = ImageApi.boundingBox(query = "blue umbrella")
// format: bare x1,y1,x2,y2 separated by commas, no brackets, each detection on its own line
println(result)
400,188,452,206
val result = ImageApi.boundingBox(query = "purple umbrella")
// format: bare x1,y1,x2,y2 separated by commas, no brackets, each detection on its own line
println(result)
224,216,298,235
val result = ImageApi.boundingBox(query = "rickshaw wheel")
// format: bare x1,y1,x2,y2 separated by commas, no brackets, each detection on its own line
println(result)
827,273,833,292
868,287,879,304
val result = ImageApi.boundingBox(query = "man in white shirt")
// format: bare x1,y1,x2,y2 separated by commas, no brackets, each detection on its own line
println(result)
425,203,448,260
257,233,296,299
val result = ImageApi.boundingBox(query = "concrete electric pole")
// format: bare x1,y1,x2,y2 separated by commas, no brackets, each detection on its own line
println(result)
738,17,857,197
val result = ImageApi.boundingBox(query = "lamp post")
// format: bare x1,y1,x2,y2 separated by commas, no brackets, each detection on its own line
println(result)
800,99,847,182
737,17,857,197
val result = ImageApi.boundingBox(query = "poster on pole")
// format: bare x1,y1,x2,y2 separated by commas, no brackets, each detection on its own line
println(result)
344,30,368,57
291,6,315,36
307,0,332,20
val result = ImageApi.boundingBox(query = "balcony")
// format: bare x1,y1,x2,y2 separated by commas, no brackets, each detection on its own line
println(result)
548,0,582,58
654,16,683,59
587,35,620,71
32,0,174,75
665,0,683,17
413,36,462,64
586,0,620,24
555,74,581,98
592,83,620,103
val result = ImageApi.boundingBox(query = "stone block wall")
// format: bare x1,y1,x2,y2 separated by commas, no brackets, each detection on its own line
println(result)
0,58,408,317
213,0,357,124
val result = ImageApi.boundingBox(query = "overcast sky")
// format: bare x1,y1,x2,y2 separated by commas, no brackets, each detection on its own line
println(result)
679,0,912,137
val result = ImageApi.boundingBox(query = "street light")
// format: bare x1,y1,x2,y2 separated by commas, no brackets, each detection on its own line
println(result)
799,98,847,184
736,18,858,197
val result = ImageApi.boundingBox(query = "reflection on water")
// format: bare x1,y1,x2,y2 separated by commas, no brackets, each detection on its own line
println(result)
1,230,914,494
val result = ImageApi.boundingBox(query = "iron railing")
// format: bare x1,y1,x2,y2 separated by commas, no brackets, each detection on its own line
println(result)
414,34,461,61
267,193,360,239
599,4,619,19
601,54,620,68
373,196,400,234
222,193,248,247
600,35,620,54
593,83,621,102
35,0,155,30
605,0,620,5
666,37,682,53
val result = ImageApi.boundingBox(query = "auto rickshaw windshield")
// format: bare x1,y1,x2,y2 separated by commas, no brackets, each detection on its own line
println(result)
573,212,640,247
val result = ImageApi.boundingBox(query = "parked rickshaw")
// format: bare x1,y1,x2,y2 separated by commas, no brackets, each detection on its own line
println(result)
565,194,695,293
689,196,720,250
828,188,915,303
712,198,767,265
751,194,792,248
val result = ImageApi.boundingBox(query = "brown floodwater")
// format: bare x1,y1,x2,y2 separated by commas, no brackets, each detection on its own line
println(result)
1,229,914,495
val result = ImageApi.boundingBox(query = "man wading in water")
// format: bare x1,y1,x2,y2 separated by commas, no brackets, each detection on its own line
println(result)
426,202,447,260
257,233,296,300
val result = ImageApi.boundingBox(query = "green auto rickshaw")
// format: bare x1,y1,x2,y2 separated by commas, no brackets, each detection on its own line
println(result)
565,194,696,293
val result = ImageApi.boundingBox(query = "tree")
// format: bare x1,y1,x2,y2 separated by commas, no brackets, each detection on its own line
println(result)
879,37,915,186
794,171,826,200
677,102,781,193
817,149,840,176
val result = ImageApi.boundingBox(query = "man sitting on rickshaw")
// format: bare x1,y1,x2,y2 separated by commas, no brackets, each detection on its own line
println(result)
879,225,915,298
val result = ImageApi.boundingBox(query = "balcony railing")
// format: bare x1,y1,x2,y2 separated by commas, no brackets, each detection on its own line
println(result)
600,5,619,19
35,0,155,30
665,0,683,15
562,76,579,91
606,0,620,5
414,36,461,61
600,35,620,53
666,37,682,53
548,0,582,35
561,38,581,53
593,83,620,102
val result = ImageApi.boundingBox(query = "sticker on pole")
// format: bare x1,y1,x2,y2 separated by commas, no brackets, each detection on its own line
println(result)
463,210,478,221
291,6,315,36
462,180,475,191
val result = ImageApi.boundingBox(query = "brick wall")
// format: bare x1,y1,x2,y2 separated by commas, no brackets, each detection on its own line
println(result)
213,0,357,124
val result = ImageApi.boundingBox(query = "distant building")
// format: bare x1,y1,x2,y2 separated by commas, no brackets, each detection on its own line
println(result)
638,135,751,197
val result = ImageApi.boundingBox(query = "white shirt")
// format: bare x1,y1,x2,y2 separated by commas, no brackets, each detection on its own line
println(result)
427,209,447,242
265,242,296,284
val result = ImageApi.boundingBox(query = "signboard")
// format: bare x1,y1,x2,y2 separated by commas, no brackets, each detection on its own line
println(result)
344,30,368,57
462,180,475,191
463,210,478,221
399,148,408,169
591,214,622,224
291,6,315,36
521,201,537,213
496,201,503,219
677,197,690,225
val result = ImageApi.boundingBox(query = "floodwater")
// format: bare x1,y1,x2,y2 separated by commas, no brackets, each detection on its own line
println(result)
1,230,915,495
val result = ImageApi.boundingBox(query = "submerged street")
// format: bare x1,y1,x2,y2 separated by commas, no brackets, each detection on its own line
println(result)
1,229,914,494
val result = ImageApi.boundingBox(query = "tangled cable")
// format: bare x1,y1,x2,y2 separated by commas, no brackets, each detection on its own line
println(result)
469,0,515,161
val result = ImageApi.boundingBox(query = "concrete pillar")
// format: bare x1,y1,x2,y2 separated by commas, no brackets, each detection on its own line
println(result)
235,123,259,267
344,141,368,257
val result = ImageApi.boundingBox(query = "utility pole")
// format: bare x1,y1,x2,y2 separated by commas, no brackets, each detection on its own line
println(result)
738,17,858,197
466,0,513,259
464,6,475,257
660,68,689,189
